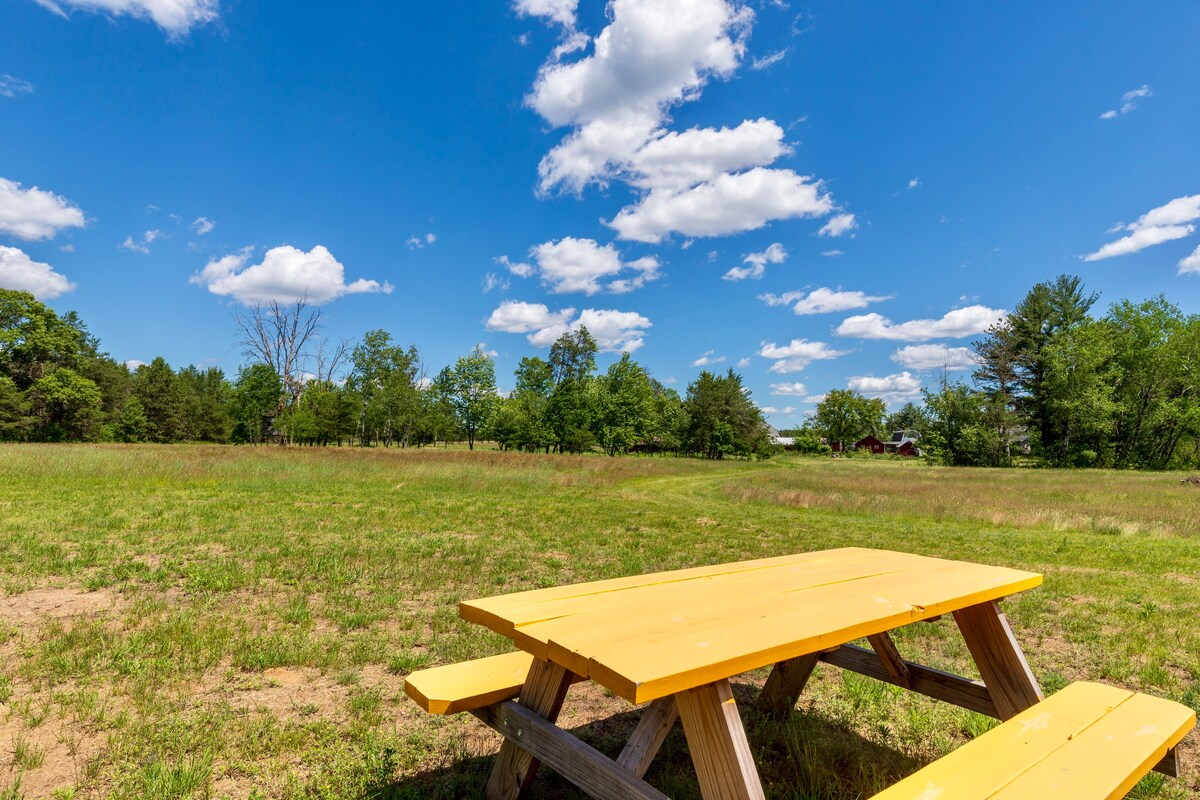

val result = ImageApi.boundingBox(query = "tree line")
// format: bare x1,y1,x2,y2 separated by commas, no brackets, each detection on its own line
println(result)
0,289,772,458
798,275,1200,470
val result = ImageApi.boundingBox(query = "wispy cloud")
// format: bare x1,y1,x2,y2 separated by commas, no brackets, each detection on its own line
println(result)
0,74,33,99
1084,194,1200,262
1099,84,1152,119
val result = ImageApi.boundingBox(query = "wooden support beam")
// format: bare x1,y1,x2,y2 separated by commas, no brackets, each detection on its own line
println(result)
1153,746,1180,779
821,644,999,717
757,653,820,718
616,696,678,779
867,632,912,689
953,601,1043,720
485,658,574,800
473,701,669,800
675,679,765,800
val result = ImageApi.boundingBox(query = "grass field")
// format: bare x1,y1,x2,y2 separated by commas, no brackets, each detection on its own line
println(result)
0,444,1197,799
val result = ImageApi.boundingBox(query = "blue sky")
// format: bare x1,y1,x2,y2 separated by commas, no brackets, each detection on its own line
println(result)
2,0,1198,425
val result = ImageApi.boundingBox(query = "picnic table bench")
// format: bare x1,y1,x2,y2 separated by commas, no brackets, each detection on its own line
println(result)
405,547,1195,799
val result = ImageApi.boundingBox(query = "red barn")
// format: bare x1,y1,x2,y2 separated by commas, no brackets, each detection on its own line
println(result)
896,440,919,457
855,435,885,454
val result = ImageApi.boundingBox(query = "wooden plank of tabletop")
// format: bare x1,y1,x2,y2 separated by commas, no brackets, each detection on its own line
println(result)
461,547,886,636
557,563,1040,702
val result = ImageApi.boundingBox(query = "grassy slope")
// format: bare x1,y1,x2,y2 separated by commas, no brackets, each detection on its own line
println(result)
0,444,1196,799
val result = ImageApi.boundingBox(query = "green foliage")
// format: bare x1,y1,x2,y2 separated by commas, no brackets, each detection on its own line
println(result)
680,370,770,459
812,389,886,449
448,346,498,450
922,381,1008,467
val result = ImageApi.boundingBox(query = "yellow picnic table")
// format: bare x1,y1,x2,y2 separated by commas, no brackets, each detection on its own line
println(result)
406,547,1193,799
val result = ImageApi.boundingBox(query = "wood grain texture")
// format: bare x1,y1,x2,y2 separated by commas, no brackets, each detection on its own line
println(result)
866,632,912,689
484,658,573,800
758,653,820,718
473,701,670,800
953,600,1043,720
675,679,765,800
616,696,678,779
821,644,998,717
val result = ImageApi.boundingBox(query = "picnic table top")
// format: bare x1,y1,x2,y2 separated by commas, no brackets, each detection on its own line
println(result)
461,547,1042,703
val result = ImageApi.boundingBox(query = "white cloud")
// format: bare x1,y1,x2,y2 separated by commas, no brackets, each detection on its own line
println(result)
750,49,787,70
482,272,510,293
192,216,215,235
723,241,785,281
514,0,578,28
760,286,891,315
818,212,856,237
891,343,980,371
0,75,34,98
692,349,726,367
1179,244,1200,275
609,167,834,243
190,245,392,305
1099,84,1152,119
1084,194,1200,261
769,382,808,396
476,343,500,358
0,245,75,300
836,305,1006,341
757,405,795,415
821,249,843,257
124,359,146,370
758,339,848,373
34,0,220,35
495,254,535,278
908,178,920,189
517,237,662,295
486,300,651,352
526,0,851,242
406,232,437,249
0,177,86,241
121,229,164,254
848,371,923,404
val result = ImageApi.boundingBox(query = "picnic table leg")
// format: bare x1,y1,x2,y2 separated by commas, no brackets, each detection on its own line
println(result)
953,599,1043,720
616,696,679,779
485,657,574,800
676,679,766,800
758,652,820,718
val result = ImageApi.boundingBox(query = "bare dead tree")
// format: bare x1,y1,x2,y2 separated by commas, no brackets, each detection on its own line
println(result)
315,337,351,384
234,299,322,408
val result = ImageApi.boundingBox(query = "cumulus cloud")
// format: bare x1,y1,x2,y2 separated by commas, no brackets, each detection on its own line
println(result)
495,254,535,278
190,245,392,305
609,167,834,243
1084,194,1200,262
757,405,795,415
1180,244,1200,275
0,245,75,300
192,216,215,235
758,338,848,373
769,382,808,396
124,359,146,370
836,305,1006,341
847,371,923,404
0,177,86,240
1099,84,1152,119
0,75,34,99
514,0,578,28
817,212,856,237
486,300,651,352
760,286,891,315
526,0,851,242
891,343,980,371
34,0,220,35
722,242,785,281
692,349,725,367
509,237,661,295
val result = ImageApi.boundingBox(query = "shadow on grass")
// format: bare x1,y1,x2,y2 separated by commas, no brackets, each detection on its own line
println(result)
370,684,923,800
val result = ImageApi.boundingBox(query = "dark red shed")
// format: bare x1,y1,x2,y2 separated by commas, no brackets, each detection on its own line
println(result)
855,435,885,454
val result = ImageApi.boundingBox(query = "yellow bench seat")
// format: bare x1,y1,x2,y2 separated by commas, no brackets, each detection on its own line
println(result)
872,682,1195,800
404,651,536,715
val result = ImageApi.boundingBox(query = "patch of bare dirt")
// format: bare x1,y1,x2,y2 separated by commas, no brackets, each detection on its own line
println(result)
0,588,119,624
0,712,106,798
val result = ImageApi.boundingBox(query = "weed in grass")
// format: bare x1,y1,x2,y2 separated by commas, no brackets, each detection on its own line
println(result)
0,675,11,704
11,734,45,770
962,711,999,739
124,754,213,800
387,650,434,674
0,775,22,800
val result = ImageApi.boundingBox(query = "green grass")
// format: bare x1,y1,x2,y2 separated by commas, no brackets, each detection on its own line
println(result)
0,443,1197,798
